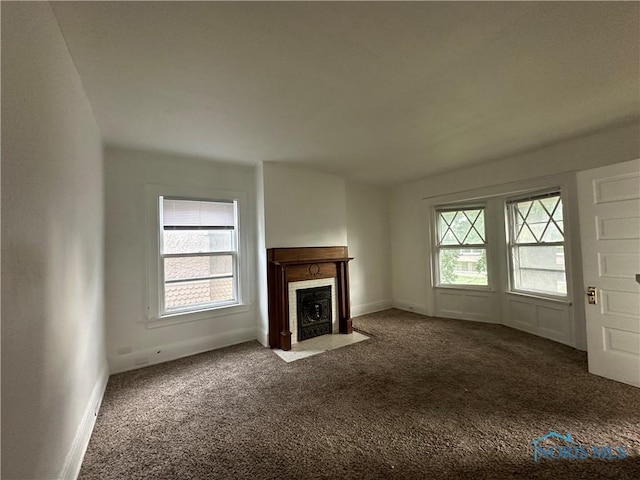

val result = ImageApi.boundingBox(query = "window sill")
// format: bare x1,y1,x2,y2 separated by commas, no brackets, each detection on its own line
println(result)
144,303,252,329
506,291,572,305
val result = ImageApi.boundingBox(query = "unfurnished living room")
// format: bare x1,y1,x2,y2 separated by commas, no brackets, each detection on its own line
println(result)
2,1,640,479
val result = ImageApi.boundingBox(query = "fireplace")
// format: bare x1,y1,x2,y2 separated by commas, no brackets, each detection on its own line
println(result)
267,247,352,351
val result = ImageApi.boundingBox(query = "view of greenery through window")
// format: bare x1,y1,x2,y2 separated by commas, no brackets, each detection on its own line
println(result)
437,208,488,286
439,249,487,285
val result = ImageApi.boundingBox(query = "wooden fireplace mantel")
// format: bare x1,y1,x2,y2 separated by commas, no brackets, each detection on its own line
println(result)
267,247,353,350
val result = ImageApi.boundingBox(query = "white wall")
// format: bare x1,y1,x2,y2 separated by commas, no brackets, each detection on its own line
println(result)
1,3,108,478
346,180,392,317
263,163,348,248
391,121,640,348
104,146,258,373
255,163,269,345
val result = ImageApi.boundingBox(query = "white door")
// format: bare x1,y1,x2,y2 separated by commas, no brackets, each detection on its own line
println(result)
577,158,640,387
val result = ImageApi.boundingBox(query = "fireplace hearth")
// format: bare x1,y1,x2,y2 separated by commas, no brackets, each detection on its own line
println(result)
297,285,332,341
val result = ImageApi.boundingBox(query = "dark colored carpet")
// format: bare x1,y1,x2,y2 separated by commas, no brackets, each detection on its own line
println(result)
80,309,640,479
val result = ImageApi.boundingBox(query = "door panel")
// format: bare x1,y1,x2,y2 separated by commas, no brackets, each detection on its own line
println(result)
577,159,640,387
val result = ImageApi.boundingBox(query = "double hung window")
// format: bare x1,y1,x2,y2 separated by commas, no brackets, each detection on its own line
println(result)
507,191,567,297
160,198,238,314
435,207,488,286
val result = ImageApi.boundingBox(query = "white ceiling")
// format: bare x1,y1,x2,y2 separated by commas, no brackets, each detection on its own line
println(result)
52,2,639,186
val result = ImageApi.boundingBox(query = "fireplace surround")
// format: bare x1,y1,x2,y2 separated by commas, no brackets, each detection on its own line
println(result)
267,247,353,350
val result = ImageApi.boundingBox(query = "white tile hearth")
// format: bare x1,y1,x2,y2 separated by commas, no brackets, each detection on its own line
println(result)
272,332,369,363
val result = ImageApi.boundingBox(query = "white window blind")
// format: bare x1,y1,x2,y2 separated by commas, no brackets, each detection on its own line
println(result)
162,199,235,229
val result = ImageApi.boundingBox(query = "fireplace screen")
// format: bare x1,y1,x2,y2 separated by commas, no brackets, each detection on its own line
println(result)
296,285,332,341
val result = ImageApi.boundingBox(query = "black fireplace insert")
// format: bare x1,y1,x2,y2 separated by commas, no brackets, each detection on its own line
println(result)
296,285,332,341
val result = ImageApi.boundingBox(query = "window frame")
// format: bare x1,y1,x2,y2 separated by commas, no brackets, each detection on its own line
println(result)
159,196,239,315
433,204,490,289
506,188,568,299
145,184,250,328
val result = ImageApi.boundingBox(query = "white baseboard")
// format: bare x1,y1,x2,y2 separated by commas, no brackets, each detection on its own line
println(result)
256,326,269,347
351,300,393,318
392,299,429,316
109,327,257,374
59,364,109,480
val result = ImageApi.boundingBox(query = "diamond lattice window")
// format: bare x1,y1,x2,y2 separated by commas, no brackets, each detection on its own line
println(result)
438,209,486,246
512,195,564,244
507,192,567,296
436,208,487,286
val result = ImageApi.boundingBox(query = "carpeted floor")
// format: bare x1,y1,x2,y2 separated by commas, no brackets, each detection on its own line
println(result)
80,309,640,479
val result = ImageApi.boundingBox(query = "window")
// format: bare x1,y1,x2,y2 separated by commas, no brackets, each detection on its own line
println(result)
435,207,488,286
507,191,567,297
159,197,238,314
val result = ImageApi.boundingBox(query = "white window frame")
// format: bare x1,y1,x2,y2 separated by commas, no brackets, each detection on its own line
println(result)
506,188,568,299
433,204,490,289
160,196,239,315
145,184,250,328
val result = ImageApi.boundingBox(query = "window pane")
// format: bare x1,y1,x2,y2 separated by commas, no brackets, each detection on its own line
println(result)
438,209,485,246
552,204,563,222
164,278,235,310
164,255,233,282
439,248,487,286
451,212,472,242
465,225,484,244
163,230,233,254
513,201,532,238
438,212,457,244
526,200,550,225
540,196,561,219
528,220,547,241
473,212,485,241
441,229,458,245
512,195,564,244
541,222,563,242
512,245,567,295
516,224,537,243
